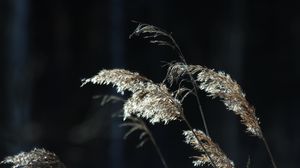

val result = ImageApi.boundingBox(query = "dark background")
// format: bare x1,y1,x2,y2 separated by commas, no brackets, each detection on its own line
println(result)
0,0,299,167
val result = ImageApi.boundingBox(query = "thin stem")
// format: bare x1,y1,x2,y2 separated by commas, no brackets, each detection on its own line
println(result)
181,113,217,168
261,134,277,168
142,121,169,168
169,35,210,137
191,86,210,136
171,31,277,168
130,22,210,136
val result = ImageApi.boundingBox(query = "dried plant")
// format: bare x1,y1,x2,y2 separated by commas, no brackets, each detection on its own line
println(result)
123,84,182,124
129,21,175,50
1,148,65,168
130,22,278,168
82,69,219,167
79,23,278,168
2,23,279,168
81,24,238,168
167,62,277,168
130,21,210,138
120,116,150,148
93,94,169,168
167,62,262,137
183,129,234,168
81,69,150,94
120,116,169,168
81,69,182,124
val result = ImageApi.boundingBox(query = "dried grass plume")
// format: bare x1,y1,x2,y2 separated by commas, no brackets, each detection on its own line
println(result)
82,69,182,124
183,130,234,168
1,148,65,168
168,63,262,137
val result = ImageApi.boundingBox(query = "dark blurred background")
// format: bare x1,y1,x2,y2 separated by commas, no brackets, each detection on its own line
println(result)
0,0,299,167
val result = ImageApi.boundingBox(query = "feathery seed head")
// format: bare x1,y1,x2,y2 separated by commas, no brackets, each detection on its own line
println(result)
183,130,234,168
1,148,65,168
82,69,182,124
81,69,150,94
124,84,182,124
168,63,262,137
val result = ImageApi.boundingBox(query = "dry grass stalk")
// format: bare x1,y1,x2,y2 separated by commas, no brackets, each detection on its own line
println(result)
130,22,211,137
168,63,262,137
82,69,182,124
183,130,234,168
129,22,175,49
83,69,230,167
120,116,169,168
1,148,65,168
119,116,150,148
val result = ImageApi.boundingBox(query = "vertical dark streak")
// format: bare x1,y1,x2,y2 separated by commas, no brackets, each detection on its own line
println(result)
109,0,125,167
5,0,31,152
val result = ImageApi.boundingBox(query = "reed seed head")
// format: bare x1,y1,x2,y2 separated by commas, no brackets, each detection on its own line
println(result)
183,130,235,168
1,148,65,168
82,69,182,124
168,63,262,137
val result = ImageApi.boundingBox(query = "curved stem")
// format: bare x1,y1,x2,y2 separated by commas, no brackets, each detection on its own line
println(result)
181,113,217,168
169,35,210,137
190,85,210,136
142,121,169,168
130,23,210,136
261,134,277,168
